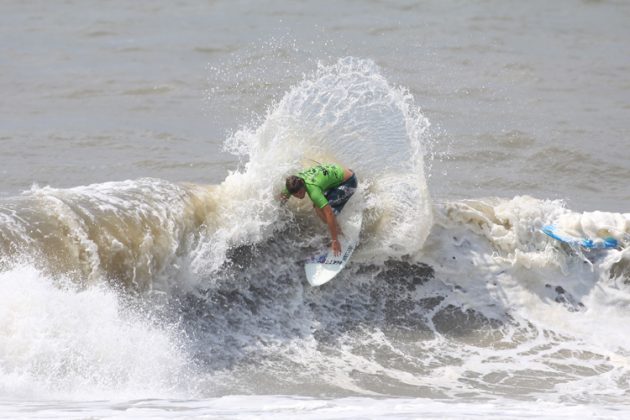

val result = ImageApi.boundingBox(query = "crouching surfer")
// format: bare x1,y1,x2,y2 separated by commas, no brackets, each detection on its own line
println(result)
280,163,357,256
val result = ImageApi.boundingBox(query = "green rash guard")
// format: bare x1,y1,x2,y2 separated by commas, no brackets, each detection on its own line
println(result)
284,164,345,208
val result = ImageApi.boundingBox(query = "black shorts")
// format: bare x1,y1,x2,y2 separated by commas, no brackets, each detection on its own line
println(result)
325,173,358,215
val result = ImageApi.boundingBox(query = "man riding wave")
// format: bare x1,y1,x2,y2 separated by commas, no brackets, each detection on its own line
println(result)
280,163,357,256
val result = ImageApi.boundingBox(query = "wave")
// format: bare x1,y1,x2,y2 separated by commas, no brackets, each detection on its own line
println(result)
0,178,213,290
198,56,433,271
1,57,433,288
0,264,189,400
1,57,630,402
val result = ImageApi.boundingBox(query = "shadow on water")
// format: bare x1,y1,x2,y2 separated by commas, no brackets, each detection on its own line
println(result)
168,225,511,396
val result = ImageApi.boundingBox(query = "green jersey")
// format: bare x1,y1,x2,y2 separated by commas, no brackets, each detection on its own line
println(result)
284,164,345,208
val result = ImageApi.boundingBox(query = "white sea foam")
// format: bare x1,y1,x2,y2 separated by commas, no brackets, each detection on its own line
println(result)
1,395,628,419
416,196,630,403
0,264,189,400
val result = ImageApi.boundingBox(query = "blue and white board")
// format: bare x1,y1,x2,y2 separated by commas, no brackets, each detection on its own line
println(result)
541,225,618,250
305,210,362,287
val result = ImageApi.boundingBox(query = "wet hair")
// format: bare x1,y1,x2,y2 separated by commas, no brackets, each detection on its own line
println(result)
285,176,305,194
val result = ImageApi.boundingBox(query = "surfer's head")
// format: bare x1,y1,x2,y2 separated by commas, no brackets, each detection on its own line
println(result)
286,176,306,199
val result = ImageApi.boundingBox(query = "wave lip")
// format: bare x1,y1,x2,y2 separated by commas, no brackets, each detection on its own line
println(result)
0,178,213,290
1,57,434,286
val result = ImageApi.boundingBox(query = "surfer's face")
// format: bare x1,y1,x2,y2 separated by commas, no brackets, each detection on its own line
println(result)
293,188,306,199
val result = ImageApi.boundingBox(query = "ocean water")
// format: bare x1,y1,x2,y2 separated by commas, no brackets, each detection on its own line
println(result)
1,0,630,418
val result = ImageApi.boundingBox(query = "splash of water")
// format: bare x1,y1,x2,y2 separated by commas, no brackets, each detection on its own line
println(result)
193,57,433,274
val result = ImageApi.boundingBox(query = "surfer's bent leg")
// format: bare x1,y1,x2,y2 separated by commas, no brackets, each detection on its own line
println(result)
324,173,358,215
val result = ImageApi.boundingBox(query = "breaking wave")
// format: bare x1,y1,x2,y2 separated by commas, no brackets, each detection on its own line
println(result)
1,58,629,404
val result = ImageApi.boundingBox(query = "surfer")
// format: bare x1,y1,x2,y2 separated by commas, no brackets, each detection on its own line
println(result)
280,163,357,256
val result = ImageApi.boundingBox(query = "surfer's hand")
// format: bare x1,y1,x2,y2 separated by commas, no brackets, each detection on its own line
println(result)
332,239,341,256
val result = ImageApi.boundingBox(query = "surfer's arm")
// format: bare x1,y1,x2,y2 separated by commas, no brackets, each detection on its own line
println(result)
322,204,341,256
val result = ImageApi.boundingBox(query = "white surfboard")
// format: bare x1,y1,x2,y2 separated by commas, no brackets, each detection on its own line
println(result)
305,210,362,287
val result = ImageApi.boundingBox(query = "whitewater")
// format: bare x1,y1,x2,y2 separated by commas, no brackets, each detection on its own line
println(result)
2,1,630,418
2,56,630,418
